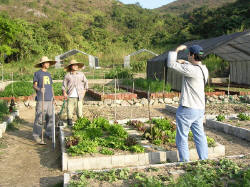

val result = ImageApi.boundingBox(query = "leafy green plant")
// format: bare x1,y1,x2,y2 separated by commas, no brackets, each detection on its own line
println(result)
66,117,144,155
216,114,226,121
0,82,33,97
105,67,133,79
91,84,126,94
237,113,250,121
129,145,145,153
109,124,128,139
0,100,9,122
207,136,216,147
99,148,114,155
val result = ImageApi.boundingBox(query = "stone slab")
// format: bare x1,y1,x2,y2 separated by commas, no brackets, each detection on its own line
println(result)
206,119,250,141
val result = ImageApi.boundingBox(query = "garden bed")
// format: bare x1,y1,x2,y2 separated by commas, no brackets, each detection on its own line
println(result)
64,158,249,187
87,89,137,101
214,86,250,96
206,113,250,141
0,110,19,138
59,117,225,171
119,85,179,99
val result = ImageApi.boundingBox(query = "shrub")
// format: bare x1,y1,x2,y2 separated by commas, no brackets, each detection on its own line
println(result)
105,67,133,79
0,100,9,122
122,78,171,92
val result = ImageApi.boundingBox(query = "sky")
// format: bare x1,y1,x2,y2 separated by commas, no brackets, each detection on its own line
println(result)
118,0,176,9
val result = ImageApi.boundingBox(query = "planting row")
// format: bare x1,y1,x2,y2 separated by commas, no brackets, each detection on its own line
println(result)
66,159,250,187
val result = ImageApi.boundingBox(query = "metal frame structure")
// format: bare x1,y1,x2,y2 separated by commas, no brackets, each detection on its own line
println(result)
124,49,158,68
55,49,99,69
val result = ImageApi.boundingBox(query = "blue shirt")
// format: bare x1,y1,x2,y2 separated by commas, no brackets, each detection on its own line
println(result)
33,70,53,101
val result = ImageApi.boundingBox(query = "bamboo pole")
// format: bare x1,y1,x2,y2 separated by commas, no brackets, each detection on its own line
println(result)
114,78,117,121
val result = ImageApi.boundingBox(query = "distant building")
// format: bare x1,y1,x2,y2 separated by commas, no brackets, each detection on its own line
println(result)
147,30,250,91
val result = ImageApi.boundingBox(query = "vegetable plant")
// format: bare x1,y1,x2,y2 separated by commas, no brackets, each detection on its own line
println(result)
216,114,225,121
66,117,144,156
237,113,250,121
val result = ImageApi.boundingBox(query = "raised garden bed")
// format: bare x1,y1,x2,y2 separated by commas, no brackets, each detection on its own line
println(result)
214,87,250,96
60,117,225,171
87,85,137,100
0,110,19,138
119,85,179,99
206,113,250,141
64,158,249,187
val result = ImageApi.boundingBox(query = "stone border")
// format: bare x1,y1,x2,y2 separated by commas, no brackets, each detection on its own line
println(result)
59,117,225,172
206,118,250,141
0,110,19,138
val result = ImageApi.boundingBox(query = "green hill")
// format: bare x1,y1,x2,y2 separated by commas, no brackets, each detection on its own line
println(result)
0,0,249,67
157,0,237,15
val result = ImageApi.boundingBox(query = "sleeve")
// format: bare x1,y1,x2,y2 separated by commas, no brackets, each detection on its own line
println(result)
82,73,88,90
167,51,196,77
62,74,68,91
33,72,38,83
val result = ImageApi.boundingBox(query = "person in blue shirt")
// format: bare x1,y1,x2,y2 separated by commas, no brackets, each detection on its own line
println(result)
33,56,56,144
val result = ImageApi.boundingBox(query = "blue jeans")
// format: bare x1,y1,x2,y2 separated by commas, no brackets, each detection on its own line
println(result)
176,106,208,162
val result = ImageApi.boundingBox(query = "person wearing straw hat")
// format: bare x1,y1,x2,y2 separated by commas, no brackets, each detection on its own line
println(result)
62,59,88,126
33,56,56,144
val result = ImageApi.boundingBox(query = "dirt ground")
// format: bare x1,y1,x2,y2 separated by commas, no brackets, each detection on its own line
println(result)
0,101,249,187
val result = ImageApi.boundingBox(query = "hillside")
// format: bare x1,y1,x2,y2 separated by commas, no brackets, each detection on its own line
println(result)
0,0,249,66
157,0,237,15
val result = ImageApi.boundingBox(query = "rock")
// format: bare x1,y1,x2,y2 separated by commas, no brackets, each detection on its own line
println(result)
141,98,148,105
149,99,154,105
115,100,122,104
223,98,229,103
153,99,159,106
208,97,215,102
98,101,104,106
164,98,173,104
121,101,130,106
104,99,112,105
135,103,142,107
158,98,164,104
173,97,179,102
218,96,224,100
127,100,134,105
29,101,36,108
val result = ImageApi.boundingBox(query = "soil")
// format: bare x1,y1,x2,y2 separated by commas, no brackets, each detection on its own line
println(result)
224,119,250,130
0,98,249,186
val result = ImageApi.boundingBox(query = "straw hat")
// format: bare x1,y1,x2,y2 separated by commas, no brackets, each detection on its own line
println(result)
64,59,84,72
34,56,57,68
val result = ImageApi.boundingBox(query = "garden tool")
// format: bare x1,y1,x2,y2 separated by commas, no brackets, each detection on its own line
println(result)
52,102,56,150
57,99,66,127
40,79,46,145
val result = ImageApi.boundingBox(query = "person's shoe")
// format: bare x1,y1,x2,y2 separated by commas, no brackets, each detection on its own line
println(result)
67,119,73,127
33,136,46,145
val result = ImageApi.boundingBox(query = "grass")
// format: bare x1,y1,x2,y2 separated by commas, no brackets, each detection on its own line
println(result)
122,78,172,92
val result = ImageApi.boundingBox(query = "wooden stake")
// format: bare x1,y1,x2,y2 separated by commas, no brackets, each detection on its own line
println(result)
115,78,117,121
